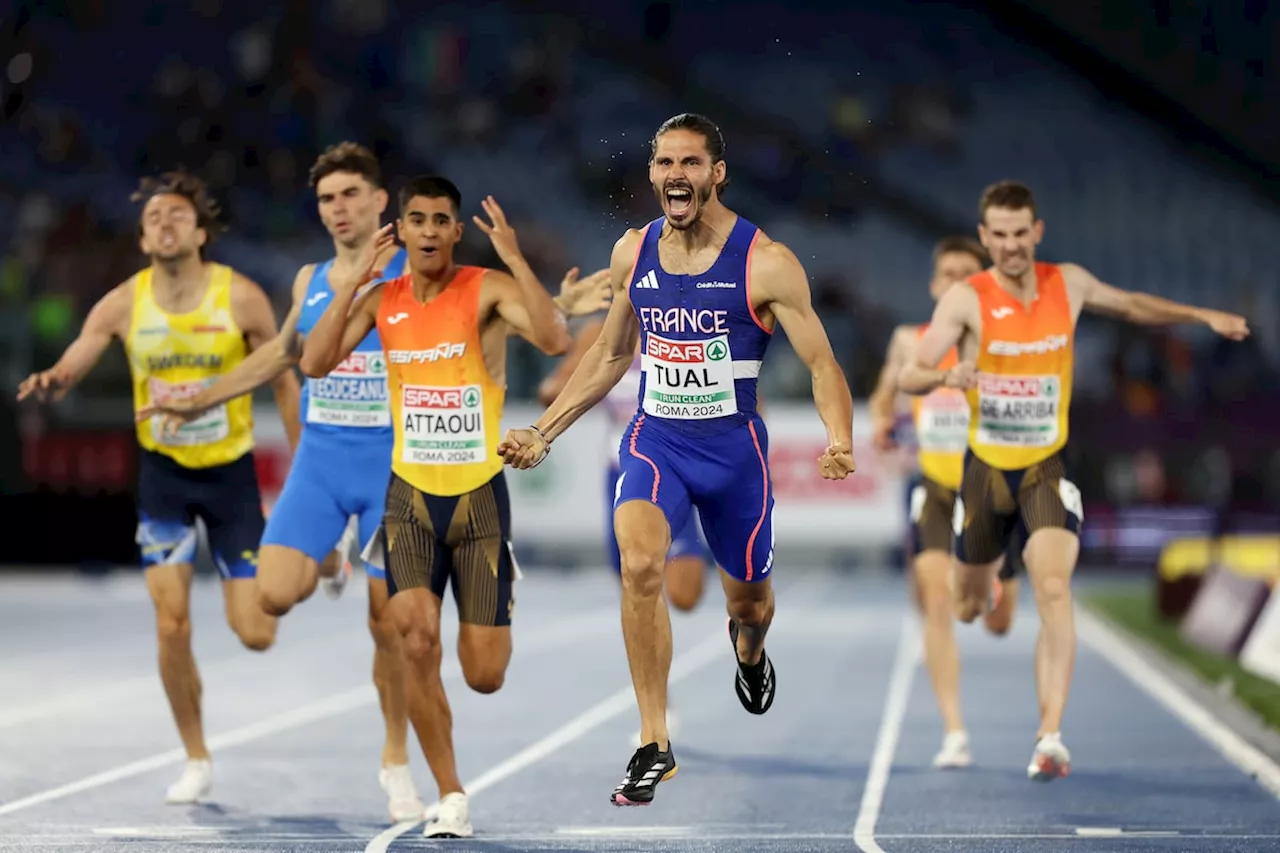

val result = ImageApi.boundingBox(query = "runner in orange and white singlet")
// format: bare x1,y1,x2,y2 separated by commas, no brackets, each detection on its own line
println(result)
900,181,1250,784
299,175,573,839
869,235,1024,771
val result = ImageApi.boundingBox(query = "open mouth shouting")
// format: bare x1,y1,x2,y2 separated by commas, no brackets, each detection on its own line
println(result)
665,185,694,222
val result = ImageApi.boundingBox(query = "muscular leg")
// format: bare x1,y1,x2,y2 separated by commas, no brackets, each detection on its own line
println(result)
721,571,773,666
457,625,511,694
915,549,964,734
368,577,409,766
665,555,706,613
1023,528,1079,736
255,545,320,617
391,587,464,799
145,562,206,759
615,499,674,751
952,557,1001,623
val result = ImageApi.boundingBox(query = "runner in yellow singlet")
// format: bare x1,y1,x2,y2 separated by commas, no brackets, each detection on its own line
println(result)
16,170,299,805
869,235,1021,770
299,175,571,839
900,181,1250,783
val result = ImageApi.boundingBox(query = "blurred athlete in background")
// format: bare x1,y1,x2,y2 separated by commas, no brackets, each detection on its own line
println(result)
900,180,1249,782
869,235,1020,770
18,170,296,804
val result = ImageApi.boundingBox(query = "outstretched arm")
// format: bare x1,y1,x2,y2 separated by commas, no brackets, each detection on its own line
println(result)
299,224,396,377
868,326,913,450
17,282,130,403
754,241,855,476
1064,263,1251,339
232,273,302,450
899,285,976,395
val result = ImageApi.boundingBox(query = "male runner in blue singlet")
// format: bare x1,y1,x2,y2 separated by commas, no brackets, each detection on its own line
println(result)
499,113,857,806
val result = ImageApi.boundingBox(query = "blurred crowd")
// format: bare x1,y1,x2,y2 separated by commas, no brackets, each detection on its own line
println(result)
2,0,1278,511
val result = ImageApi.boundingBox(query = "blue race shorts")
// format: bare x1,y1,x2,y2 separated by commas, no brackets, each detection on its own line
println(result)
261,432,392,579
614,413,774,582
604,464,709,573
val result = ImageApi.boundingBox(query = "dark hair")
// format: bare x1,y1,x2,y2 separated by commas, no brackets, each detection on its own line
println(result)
979,180,1037,223
932,235,988,267
397,175,462,217
131,168,225,256
650,112,730,197
308,141,383,189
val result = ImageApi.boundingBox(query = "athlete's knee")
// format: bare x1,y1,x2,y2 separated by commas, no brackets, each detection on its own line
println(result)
399,617,443,673
233,617,276,652
914,553,952,622
254,548,313,616
154,606,192,646
725,581,772,629
665,557,705,612
458,626,510,694
1031,570,1072,609
619,547,666,597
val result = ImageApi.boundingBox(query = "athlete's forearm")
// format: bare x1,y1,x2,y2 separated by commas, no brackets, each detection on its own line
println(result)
299,288,358,377
898,363,947,396
535,344,631,443
270,370,302,450
507,256,571,354
811,359,854,447
1124,292,1209,326
49,331,113,390
192,337,296,410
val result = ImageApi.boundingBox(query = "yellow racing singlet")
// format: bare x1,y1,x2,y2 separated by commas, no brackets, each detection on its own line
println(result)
128,263,255,468
911,326,967,490
967,263,1074,470
377,267,505,497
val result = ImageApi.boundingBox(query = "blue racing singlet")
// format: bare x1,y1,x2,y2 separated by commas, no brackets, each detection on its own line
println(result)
296,248,407,443
628,216,772,437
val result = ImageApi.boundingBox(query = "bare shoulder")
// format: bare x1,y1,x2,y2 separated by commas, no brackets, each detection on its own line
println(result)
95,276,137,336
1054,261,1094,297
290,263,315,304
229,268,272,307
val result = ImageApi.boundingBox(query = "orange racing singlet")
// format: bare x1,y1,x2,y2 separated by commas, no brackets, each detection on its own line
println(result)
911,326,967,490
966,263,1073,470
376,267,505,497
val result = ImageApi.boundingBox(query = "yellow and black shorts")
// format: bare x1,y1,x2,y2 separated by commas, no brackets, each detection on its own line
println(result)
953,450,1082,567
908,474,1022,580
378,471,516,627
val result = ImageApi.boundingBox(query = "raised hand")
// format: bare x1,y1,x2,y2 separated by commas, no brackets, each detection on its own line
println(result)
1204,310,1251,341
557,266,612,316
472,196,524,269
334,223,397,291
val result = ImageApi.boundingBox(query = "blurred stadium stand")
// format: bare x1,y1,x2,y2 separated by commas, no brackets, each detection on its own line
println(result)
1,0,1277,566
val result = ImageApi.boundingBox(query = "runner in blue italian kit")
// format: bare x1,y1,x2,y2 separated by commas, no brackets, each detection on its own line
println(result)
499,113,857,806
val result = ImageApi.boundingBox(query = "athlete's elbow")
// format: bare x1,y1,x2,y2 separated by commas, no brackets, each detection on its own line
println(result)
298,352,329,378
535,328,573,357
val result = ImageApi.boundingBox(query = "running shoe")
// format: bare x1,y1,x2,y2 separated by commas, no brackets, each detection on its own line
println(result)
728,618,776,715
1027,732,1071,781
611,742,677,806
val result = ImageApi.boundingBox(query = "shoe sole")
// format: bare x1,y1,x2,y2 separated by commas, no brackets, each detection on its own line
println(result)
610,764,678,806
1028,755,1070,782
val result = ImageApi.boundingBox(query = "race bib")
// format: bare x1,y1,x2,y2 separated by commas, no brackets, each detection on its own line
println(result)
399,384,487,465
148,378,229,446
917,388,970,453
975,374,1060,448
306,351,390,427
640,332,738,421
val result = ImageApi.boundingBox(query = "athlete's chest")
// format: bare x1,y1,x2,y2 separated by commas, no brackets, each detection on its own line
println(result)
129,305,241,373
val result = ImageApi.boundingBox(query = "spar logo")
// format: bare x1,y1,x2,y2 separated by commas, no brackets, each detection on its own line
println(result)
404,386,480,408
979,375,1057,397
646,336,727,363
334,352,385,374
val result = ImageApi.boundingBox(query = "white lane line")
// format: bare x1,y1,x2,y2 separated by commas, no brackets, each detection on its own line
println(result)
1077,605,1280,799
853,611,920,853
365,621,735,852
0,610,615,818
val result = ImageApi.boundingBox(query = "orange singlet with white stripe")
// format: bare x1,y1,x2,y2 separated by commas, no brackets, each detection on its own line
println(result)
966,263,1074,471
376,267,505,497
911,327,967,490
